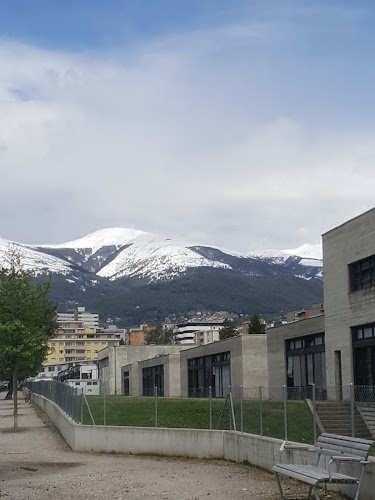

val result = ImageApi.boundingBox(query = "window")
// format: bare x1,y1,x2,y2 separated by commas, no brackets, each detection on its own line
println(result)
285,333,326,399
349,255,375,291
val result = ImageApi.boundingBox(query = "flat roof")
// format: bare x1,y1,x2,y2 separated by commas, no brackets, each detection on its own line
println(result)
322,206,375,237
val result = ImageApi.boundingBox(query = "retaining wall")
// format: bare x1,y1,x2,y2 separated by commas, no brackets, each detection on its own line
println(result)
33,393,375,500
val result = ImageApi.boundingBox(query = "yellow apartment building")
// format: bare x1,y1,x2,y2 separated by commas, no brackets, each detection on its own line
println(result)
45,320,119,365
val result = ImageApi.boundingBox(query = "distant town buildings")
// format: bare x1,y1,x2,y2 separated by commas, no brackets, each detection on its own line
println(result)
45,320,119,365
173,321,222,345
57,306,99,329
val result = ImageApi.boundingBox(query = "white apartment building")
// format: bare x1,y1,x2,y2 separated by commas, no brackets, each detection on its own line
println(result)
174,322,222,345
57,306,99,329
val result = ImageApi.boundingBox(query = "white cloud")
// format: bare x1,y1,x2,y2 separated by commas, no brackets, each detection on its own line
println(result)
0,27,374,253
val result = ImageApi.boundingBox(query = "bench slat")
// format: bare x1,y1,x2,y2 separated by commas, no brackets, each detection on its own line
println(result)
273,464,357,484
317,436,371,453
315,434,372,458
273,465,319,486
320,433,373,446
313,447,368,459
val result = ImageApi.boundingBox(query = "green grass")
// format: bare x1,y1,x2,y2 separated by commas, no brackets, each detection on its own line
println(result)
82,396,315,444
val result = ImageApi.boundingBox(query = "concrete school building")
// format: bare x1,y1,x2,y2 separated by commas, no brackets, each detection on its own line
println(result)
268,207,375,399
97,208,375,403
114,334,268,398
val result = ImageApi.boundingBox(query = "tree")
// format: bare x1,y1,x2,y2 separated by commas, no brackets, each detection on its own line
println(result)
247,314,266,334
219,318,238,340
0,247,58,430
146,325,174,345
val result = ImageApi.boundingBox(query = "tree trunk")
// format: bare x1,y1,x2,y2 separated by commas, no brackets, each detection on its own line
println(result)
12,370,18,432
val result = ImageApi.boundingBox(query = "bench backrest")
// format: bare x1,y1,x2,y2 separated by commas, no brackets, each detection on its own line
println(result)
314,433,373,460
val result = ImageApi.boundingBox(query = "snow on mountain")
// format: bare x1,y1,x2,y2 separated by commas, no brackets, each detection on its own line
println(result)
0,228,323,283
248,244,322,263
247,249,293,265
0,238,73,275
97,234,230,280
40,228,148,253
284,243,322,260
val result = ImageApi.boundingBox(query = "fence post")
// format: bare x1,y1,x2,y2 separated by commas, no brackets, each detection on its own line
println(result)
240,386,244,433
228,386,232,430
259,386,263,437
350,383,355,438
283,385,288,442
155,386,158,428
103,383,106,426
84,393,95,425
80,388,84,424
229,389,237,432
312,383,316,444
209,386,212,430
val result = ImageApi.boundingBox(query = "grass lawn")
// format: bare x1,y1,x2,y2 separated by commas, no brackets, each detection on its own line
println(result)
82,396,315,444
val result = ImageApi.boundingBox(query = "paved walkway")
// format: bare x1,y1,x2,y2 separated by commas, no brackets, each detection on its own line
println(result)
0,393,341,499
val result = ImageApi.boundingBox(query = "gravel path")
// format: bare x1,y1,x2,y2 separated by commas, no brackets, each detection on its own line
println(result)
0,393,342,499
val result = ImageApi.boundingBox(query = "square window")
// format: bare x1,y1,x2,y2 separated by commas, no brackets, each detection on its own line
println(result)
364,327,372,339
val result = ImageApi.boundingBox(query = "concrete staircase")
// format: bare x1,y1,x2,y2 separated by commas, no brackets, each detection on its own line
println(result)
357,403,375,439
315,401,372,439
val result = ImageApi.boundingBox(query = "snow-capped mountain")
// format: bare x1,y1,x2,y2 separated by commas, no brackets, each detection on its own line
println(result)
0,228,324,325
0,227,323,282
97,233,231,280
40,227,147,254
0,237,74,275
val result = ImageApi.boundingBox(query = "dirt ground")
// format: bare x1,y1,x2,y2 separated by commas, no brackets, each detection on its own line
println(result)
0,393,343,500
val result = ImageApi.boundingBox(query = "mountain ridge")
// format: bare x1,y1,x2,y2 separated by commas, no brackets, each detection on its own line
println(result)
0,228,323,326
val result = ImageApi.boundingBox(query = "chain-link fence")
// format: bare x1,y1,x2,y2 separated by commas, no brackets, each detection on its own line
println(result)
25,381,375,444
25,380,84,424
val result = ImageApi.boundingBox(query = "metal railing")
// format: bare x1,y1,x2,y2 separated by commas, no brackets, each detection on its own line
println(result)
25,381,375,443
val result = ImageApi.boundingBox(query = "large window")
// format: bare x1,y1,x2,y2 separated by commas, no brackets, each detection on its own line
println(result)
142,365,164,396
353,323,375,386
286,333,326,400
188,352,230,398
349,255,375,291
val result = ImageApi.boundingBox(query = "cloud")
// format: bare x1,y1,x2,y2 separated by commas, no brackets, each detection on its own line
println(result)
0,19,374,253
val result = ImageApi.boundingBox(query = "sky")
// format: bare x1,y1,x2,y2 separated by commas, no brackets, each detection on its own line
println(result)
1,0,375,253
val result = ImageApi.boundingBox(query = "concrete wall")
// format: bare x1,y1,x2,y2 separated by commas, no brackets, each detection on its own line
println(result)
267,315,325,399
242,334,268,397
32,393,375,500
323,208,375,389
98,345,189,395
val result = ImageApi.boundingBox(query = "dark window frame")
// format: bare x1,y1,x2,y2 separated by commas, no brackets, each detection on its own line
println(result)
349,255,375,291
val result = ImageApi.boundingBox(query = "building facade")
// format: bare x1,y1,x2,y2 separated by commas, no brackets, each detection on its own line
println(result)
121,353,181,397
180,334,268,398
174,321,222,345
267,314,325,400
57,306,99,329
45,320,119,365
97,344,190,394
323,208,375,391
267,207,375,401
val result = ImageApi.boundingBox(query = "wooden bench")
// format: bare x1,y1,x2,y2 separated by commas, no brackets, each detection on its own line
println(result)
272,433,374,500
